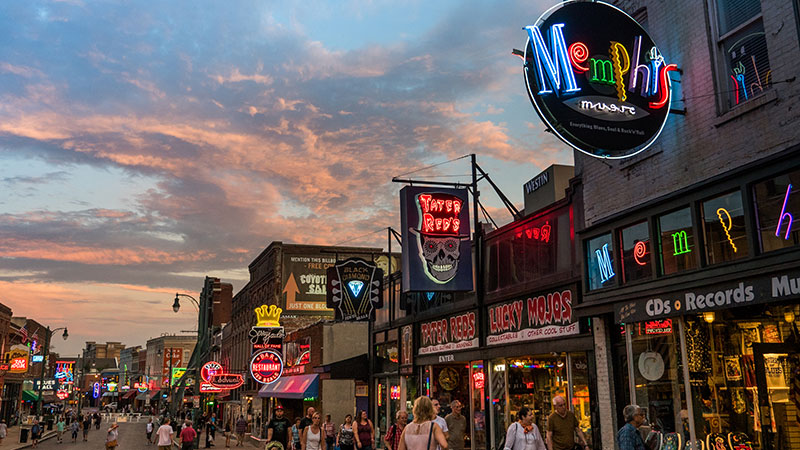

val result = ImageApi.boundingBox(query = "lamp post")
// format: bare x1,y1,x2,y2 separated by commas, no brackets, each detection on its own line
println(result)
35,327,68,417
157,347,177,411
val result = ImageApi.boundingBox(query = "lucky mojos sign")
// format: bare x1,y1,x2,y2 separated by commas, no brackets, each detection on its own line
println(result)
522,1,677,159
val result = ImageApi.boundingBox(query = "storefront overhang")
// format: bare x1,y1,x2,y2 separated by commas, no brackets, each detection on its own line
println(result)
258,374,319,399
415,348,485,367
21,390,38,402
314,354,368,381
122,390,137,400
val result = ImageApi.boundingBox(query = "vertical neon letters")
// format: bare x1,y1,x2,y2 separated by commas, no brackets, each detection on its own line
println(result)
716,208,737,252
633,241,648,266
649,64,678,109
595,243,615,283
775,184,794,240
628,36,650,96
672,230,691,255
610,42,631,102
525,24,581,95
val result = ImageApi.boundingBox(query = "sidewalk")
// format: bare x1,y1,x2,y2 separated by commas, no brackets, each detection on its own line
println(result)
0,426,57,450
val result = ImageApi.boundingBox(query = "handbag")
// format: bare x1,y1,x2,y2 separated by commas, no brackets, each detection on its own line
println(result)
426,421,434,450
106,439,118,449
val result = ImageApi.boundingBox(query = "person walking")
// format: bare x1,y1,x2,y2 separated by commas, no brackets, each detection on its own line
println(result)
82,414,91,441
56,416,66,443
181,420,198,450
225,419,233,448
355,410,374,450
384,410,408,450
617,405,646,450
31,419,42,448
156,418,175,450
292,418,302,450
397,397,448,450
503,407,545,450
95,412,102,430
70,419,79,443
299,408,316,432
337,415,355,450
206,413,217,448
147,418,155,445
324,415,336,450
301,412,326,450
235,415,248,447
546,396,590,450
106,423,119,450
444,401,466,450
267,405,291,450
0,419,7,445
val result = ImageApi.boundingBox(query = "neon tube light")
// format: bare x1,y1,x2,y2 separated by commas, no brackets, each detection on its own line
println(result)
633,241,647,266
776,184,794,240
716,208,737,252
524,23,580,95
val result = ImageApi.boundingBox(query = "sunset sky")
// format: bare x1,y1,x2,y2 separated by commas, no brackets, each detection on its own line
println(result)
0,0,570,356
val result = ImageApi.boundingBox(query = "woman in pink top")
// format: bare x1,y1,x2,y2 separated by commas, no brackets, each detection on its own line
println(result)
397,397,448,450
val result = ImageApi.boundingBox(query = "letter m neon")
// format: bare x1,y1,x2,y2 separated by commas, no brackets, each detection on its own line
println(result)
524,24,580,95
595,243,615,283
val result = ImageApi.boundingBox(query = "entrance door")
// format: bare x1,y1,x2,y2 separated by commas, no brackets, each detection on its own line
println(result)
753,343,800,450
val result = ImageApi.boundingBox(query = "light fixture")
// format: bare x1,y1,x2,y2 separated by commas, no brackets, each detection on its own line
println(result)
785,310,795,323
172,294,181,313
62,329,69,341
703,311,715,323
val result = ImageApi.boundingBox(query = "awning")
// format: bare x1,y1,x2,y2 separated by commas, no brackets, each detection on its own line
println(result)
102,391,119,397
122,390,137,400
315,354,368,381
258,374,319,399
22,390,39,402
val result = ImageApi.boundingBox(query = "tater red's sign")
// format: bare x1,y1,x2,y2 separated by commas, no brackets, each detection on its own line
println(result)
250,350,283,385
486,289,579,345
419,311,478,355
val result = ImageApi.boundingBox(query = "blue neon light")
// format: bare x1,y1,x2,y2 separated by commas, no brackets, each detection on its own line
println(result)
347,280,364,298
524,23,580,95
595,243,615,283
776,184,794,240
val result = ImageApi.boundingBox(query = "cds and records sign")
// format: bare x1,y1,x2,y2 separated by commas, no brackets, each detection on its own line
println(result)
521,1,677,158
327,258,384,321
400,186,473,292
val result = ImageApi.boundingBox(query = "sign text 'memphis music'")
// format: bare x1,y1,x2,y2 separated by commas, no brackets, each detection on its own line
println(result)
489,290,573,334
420,312,476,346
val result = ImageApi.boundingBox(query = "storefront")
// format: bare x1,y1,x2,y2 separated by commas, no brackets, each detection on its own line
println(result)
579,153,800,449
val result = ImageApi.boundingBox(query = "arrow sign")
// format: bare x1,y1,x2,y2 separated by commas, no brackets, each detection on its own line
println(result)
283,273,299,305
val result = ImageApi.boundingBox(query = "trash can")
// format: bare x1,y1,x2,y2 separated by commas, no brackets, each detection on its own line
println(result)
19,427,29,443
47,419,54,430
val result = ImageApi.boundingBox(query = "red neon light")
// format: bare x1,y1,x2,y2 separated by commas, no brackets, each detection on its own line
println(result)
568,42,589,72
645,319,673,335
209,373,245,390
633,241,647,266
56,390,69,400
472,372,485,390
417,194,463,236
390,385,400,400
649,64,678,109
10,358,27,370
201,361,222,383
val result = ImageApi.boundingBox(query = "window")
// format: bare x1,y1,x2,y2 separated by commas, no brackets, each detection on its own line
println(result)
754,170,800,252
586,233,616,290
619,221,653,283
658,208,697,275
715,0,771,109
701,191,749,264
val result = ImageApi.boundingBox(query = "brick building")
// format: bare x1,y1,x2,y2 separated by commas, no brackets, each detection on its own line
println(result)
569,0,800,448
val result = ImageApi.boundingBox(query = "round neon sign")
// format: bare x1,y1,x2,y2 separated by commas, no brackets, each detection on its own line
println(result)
250,350,283,385
56,390,69,400
522,1,677,159
201,361,223,383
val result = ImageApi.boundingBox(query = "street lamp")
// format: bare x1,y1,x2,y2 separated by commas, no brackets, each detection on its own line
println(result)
173,293,200,313
35,327,68,417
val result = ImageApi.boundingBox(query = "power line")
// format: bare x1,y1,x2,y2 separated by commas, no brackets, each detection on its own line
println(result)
393,154,470,179
331,227,388,247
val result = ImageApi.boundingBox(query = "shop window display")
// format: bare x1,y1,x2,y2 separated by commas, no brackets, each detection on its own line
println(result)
619,221,653,283
506,355,568,435
702,191,749,265
569,354,593,448
658,208,698,275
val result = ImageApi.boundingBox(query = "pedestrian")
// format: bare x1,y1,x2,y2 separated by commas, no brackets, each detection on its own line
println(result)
337,415,355,450
396,397,448,450
181,420,198,450
147,417,155,445
324,415,336,450
430,400,449,450
502,407,545,450
617,405,646,450
225,419,233,448
546,395,590,450
299,407,316,432
256,413,262,438
82,414,92,441
383,410,408,450
156,417,175,450
301,412,326,450
95,412,102,430
206,413,217,448
57,415,66,443
355,410,374,450
106,423,119,450
31,419,42,448
444,401,465,450
267,405,291,450
292,418,302,450
0,419,7,445
70,419,79,442
235,415,248,447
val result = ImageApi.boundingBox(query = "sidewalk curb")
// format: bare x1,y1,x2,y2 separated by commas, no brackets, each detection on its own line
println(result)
12,430,57,450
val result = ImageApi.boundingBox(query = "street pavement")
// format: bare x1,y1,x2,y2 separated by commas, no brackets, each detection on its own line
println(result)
26,421,153,450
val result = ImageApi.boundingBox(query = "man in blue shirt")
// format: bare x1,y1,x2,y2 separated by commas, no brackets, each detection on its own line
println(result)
617,405,646,450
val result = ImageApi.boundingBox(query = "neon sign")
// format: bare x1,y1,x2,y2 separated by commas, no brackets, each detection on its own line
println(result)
10,357,27,371
472,372,485,390
633,241,648,266
716,208,738,252
209,373,244,390
92,382,101,399
390,385,400,400
522,1,677,159
776,184,794,240
56,390,69,400
672,231,691,255
595,243,615,283
250,350,283,385
644,319,672,335
201,361,223,383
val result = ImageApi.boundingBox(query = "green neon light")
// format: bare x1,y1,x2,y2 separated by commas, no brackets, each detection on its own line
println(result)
672,230,691,255
590,58,615,84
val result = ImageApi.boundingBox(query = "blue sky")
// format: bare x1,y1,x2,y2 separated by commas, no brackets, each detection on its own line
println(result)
0,0,569,355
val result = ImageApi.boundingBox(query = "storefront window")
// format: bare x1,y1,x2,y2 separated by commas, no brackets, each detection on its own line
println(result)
569,353,593,448
586,233,616,290
489,359,507,450
702,191,749,265
619,221,652,283
754,170,800,252
470,361,485,450
507,355,568,435
658,208,697,275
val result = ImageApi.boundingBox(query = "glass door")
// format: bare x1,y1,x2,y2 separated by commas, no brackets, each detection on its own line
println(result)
753,344,800,450
470,361,486,450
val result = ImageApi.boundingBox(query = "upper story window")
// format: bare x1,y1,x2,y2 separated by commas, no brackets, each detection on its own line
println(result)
714,0,772,109
754,169,800,252
619,221,652,283
701,191,749,264
658,207,697,275
587,233,616,290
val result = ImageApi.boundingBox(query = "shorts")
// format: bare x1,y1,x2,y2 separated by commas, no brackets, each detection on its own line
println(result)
147,431,153,439
160,446,172,450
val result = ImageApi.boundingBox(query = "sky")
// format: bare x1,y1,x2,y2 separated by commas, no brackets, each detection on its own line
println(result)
0,0,570,356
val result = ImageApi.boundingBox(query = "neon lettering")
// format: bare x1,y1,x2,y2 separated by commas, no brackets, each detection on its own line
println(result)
595,243,615,283
524,23,580,95
649,64,678,109
419,194,432,213
633,241,647,266
732,61,748,104
590,58,615,84
775,184,794,240
716,208,737,252
628,36,650,96
610,41,630,101
579,100,636,115
672,230,691,255
648,47,665,97
568,42,589,72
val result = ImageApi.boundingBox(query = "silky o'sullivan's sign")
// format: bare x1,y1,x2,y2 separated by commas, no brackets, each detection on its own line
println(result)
521,1,678,158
